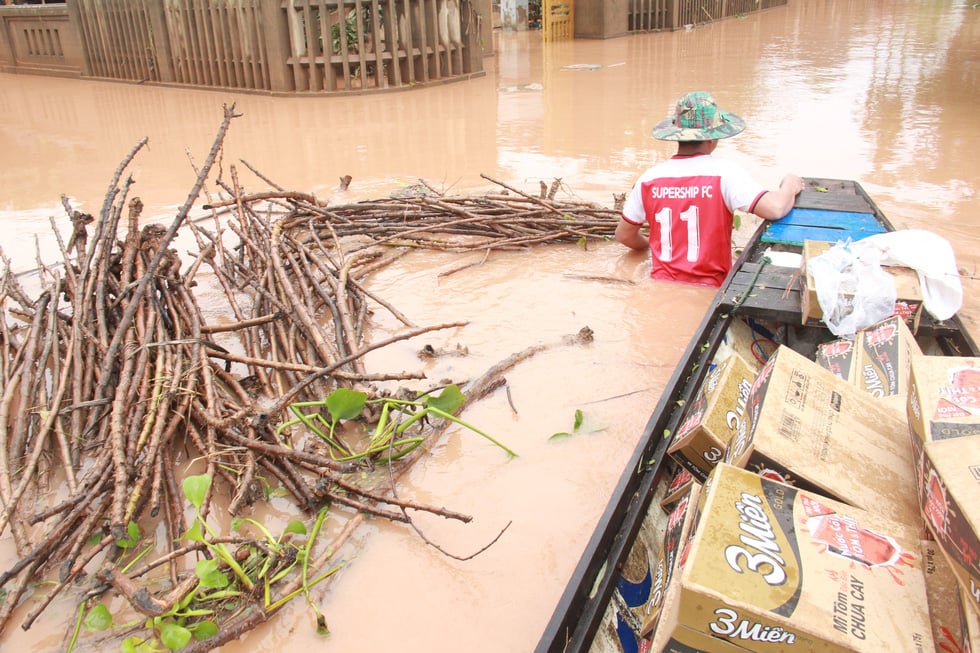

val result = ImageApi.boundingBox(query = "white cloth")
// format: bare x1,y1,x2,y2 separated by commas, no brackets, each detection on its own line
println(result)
849,230,963,321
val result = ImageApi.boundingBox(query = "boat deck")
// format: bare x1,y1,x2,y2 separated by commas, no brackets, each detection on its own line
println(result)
722,178,971,351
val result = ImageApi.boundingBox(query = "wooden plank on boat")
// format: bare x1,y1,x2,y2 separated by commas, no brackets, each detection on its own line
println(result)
795,186,875,213
761,207,888,245
720,263,803,324
769,207,883,231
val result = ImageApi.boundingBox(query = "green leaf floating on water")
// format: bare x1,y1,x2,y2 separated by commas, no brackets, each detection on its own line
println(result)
183,474,211,511
159,621,192,651
426,384,466,414
190,621,219,640
549,409,604,440
83,604,113,631
196,558,230,589
284,519,307,536
116,520,141,549
326,387,368,422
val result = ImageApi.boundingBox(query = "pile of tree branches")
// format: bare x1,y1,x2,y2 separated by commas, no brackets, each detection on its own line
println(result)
0,105,617,650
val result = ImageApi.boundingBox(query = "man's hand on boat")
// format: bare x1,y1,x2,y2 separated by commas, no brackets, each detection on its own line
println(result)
754,173,806,220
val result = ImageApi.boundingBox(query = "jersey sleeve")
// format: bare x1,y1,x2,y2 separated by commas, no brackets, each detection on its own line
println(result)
719,160,767,213
621,179,647,225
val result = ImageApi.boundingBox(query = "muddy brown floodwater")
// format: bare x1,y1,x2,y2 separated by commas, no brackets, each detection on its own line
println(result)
1,1,979,651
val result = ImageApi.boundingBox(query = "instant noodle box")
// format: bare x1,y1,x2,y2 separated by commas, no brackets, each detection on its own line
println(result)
659,465,696,514
668,352,756,482
643,483,701,644
907,355,980,616
852,315,921,399
922,540,977,653
815,337,859,383
963,586,980,649
725,345,922,531
817,316,921,415
644,463,934,652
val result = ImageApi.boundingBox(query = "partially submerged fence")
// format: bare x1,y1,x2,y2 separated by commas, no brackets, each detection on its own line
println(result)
628,0,787,32
0,0,791,86
0,0,484,93
281,0,478,92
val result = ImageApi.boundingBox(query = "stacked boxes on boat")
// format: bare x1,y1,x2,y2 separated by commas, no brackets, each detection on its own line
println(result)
816,315,922,414
647,314,980,650
906,356,980,618
665,317,775,484
642,463,934,652
922,540,980,653
724,343,922,528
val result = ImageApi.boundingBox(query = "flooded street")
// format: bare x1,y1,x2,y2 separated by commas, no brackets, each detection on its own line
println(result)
1,1,980,651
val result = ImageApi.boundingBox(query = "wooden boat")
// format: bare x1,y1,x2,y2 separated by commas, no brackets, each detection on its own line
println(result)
535,178,980,653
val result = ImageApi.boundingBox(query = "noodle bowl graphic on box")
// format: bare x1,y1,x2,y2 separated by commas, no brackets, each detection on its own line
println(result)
751,464,794,485
942,364,980,417
800,495,906,571
862,320,898,347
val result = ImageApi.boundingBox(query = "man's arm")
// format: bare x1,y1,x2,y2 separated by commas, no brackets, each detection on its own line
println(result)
615,218,648,251
751,174,805,220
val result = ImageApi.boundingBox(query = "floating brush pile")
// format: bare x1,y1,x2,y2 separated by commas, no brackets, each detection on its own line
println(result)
0,106,620,650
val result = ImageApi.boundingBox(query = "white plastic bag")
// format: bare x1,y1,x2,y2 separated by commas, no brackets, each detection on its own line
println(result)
807,239,897,337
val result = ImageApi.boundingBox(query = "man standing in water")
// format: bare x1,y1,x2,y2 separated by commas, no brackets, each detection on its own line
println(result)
616,91,805,286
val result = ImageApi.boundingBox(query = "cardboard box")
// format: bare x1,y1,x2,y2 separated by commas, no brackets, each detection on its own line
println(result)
818,316,922,418
801,240,924,327
643,483,701,640
644,464,934,652
592,483,696,652
660,465,695,514
853,315,922,399
963,586,980,648
907,356,980,616
650,623,751,653
908,355,980,441
923,541,974,653
669,353,756,482
815,337,859,382
725,345,922,530
916,436,980,617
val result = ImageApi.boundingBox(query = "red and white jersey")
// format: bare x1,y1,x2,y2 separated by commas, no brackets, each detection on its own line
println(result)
622,154,766,286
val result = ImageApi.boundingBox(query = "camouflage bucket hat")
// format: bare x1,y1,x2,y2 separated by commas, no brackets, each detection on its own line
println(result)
652,91,746,141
